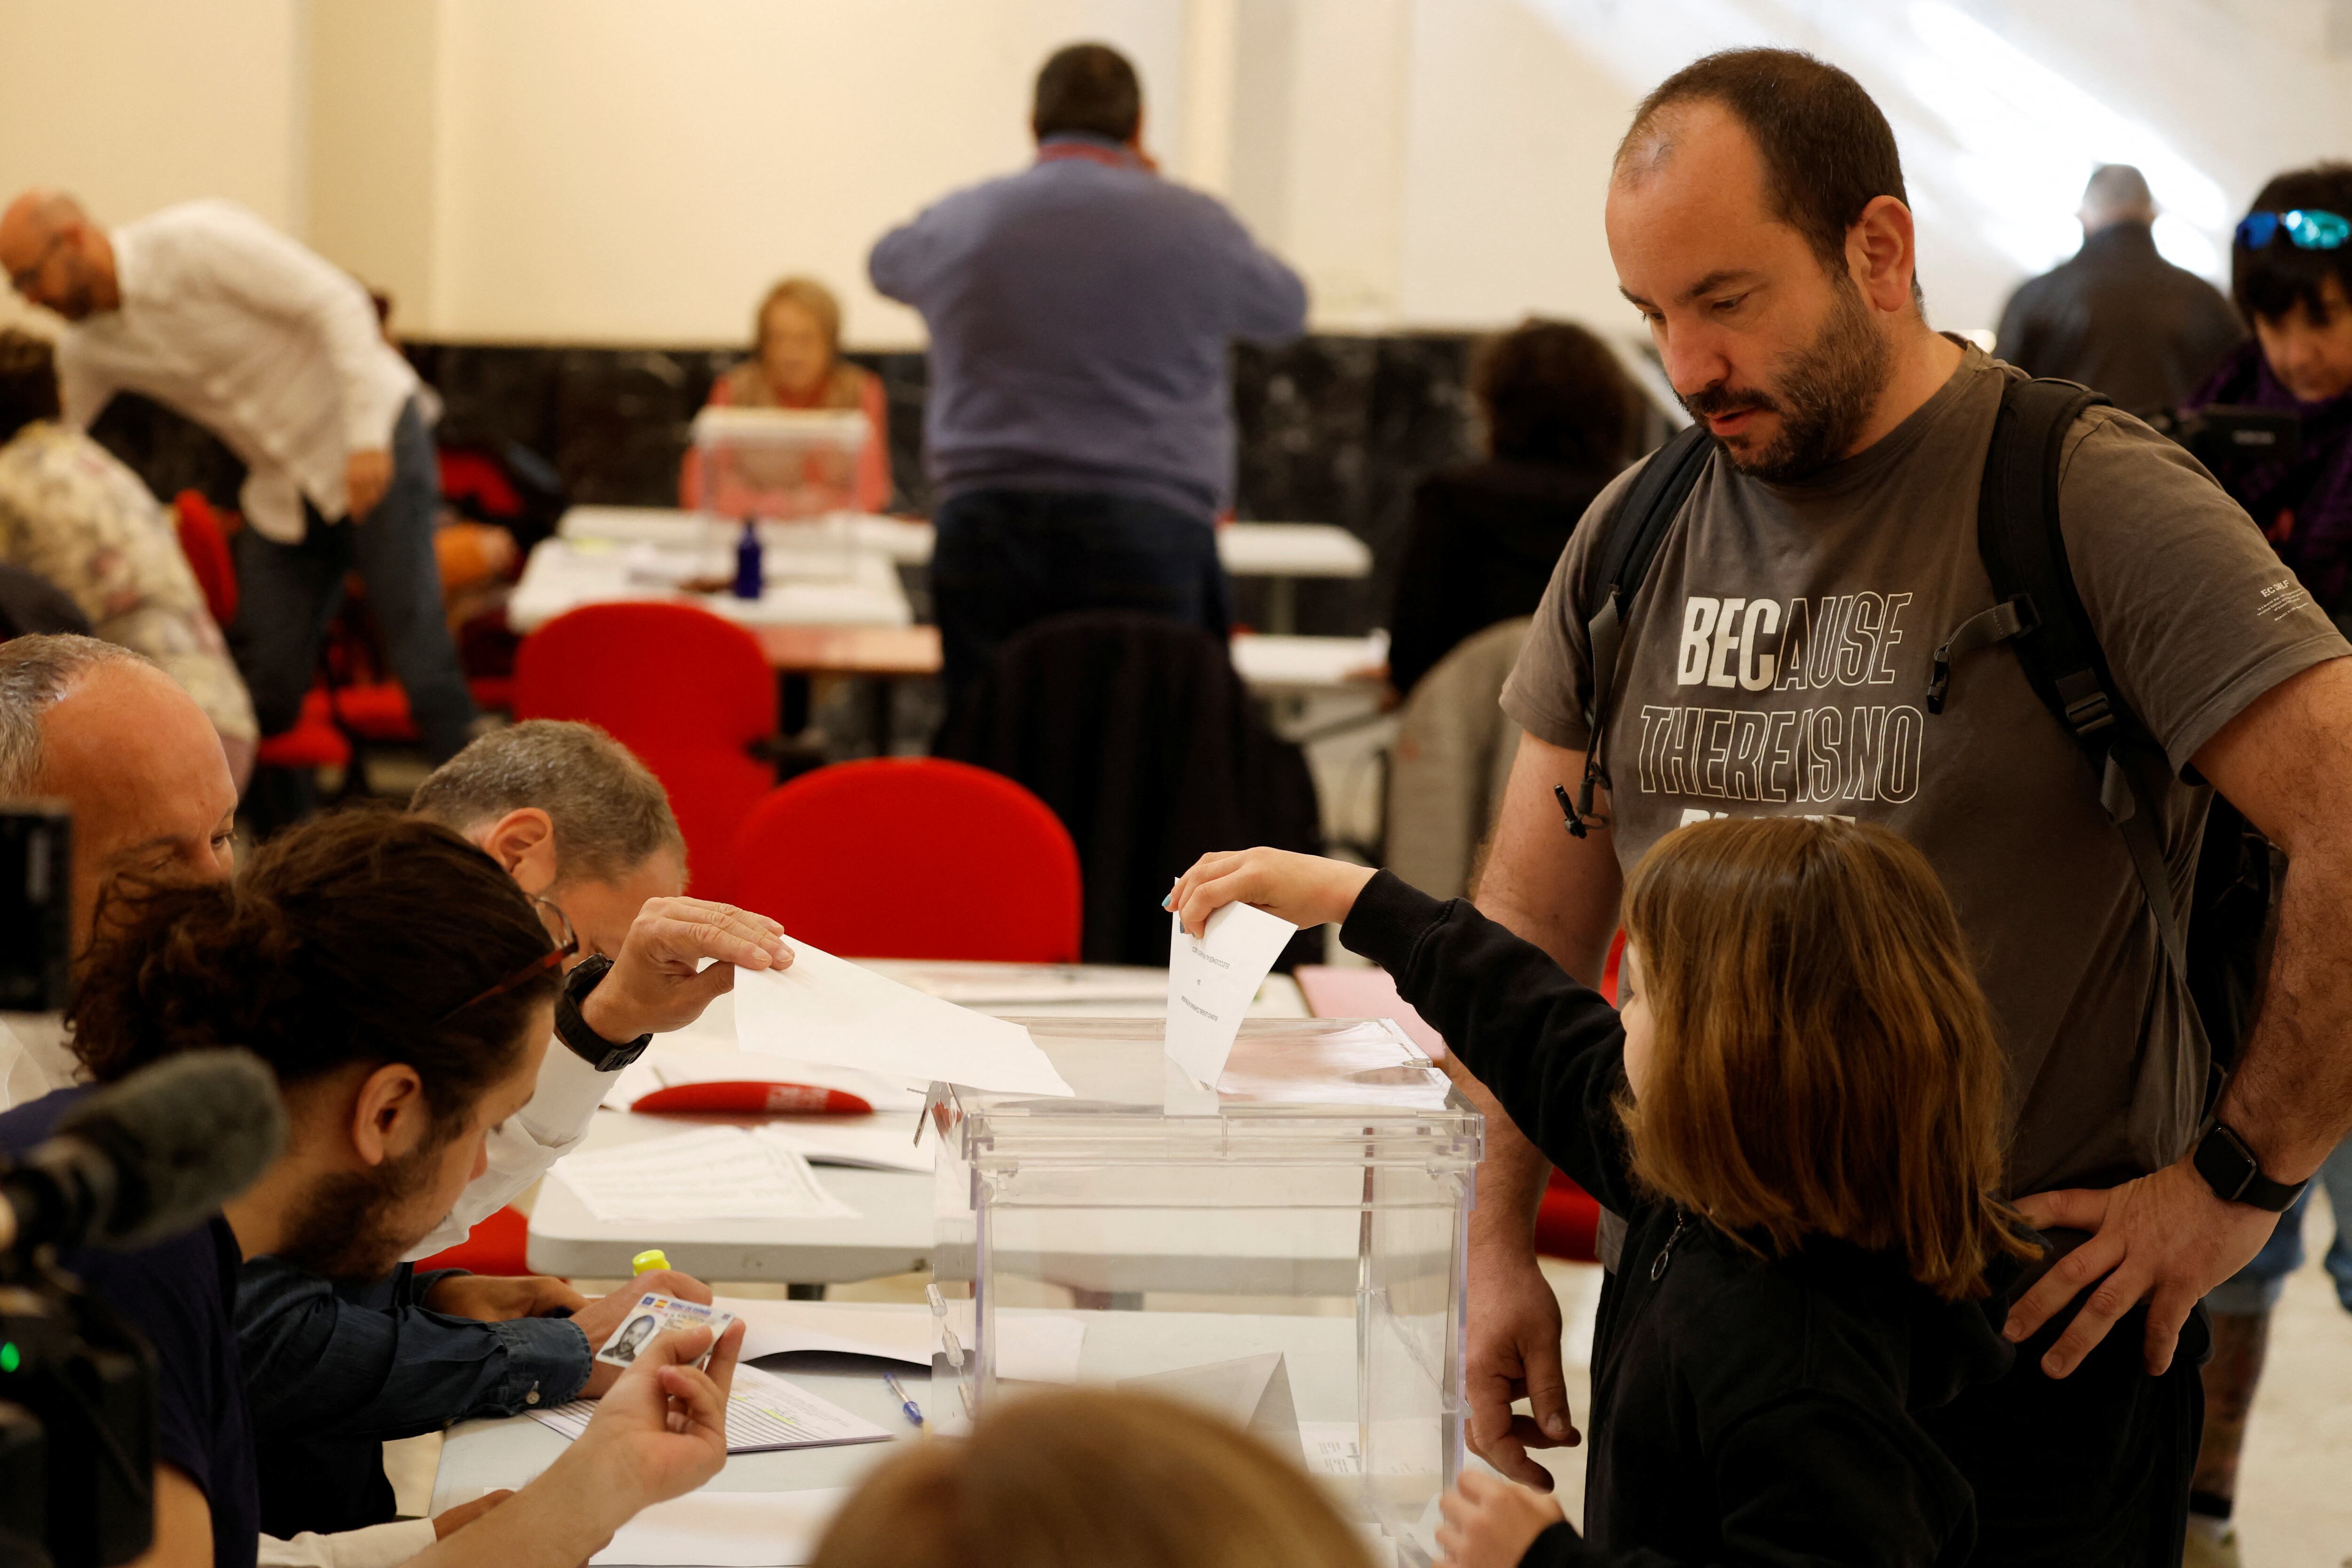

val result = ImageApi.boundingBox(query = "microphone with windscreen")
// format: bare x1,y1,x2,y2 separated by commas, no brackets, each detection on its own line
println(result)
0,1049,287,1257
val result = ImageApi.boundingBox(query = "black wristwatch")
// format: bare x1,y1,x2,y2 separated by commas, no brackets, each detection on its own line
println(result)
553,955,653,1073
2191,1122,2308,1212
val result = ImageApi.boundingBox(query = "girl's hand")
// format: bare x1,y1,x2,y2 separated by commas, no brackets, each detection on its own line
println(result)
1167,849,1376,938
1435,1471,1567,1568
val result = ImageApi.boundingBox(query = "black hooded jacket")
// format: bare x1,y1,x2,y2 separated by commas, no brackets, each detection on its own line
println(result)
1340,872,2018,1568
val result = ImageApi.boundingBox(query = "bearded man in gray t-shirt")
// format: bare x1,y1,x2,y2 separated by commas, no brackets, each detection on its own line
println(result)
1463,51,2352,1568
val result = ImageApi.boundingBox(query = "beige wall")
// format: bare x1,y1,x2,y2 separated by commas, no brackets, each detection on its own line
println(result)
0,0,307,232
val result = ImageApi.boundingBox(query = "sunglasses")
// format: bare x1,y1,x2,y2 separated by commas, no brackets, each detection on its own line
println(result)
437,895,579,1024
2235,209,2352,252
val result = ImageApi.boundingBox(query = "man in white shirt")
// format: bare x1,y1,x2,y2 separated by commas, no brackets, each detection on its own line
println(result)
0,190,477,762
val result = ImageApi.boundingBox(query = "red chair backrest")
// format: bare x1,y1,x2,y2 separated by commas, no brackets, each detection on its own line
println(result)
514,603,775,893
172,491,237,627
731,758,1082,962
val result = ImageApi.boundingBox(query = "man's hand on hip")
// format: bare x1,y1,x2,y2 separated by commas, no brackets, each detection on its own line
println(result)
345,447,393,519
580,898,793,1043
2008,1157,2277,1377
1465,1234,1579,1488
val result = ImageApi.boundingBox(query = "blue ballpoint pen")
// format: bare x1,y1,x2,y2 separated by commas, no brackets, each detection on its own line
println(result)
882,1371,924,1428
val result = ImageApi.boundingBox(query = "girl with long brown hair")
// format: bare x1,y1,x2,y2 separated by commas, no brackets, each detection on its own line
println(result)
1170,816,2041,1568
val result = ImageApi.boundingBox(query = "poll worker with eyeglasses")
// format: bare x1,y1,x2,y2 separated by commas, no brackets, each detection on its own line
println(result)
2164,165,2352,1568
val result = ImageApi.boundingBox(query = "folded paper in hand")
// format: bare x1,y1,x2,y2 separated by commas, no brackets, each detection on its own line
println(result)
734,939,1073,1097
1165,903,1298,1088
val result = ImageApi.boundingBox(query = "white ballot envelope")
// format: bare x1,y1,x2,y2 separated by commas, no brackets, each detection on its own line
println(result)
1165,903,1298,1088
734,939,1073,1097
1120,1351,1302,1462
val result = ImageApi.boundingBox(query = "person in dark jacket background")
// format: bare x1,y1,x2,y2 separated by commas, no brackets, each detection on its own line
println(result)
869,42,1307,695
1994,164,2242,416
1171,817,2037,1568
1386,321,1639,700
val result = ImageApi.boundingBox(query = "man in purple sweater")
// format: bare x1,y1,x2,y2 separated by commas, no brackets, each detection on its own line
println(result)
869,42,1308,692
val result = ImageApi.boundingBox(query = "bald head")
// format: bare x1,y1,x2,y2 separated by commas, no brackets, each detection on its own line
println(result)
0,189,115,320
2081,164,2155,232
0,640,239,950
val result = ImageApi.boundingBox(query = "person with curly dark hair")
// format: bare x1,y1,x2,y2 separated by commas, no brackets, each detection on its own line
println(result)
0,811,747,1568
1387,320,1643,699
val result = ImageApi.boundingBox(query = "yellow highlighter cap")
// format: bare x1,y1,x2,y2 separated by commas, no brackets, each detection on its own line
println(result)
631,1249,671,1275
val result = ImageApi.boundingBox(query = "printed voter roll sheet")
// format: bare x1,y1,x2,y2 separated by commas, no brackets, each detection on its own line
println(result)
1165,903,1299,1088
531,1363,892,1454
549,1126,857,1224
734,938,1073,1097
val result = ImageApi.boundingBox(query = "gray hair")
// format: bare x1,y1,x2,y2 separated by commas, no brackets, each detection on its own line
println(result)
0,635,154,796
2082,164,2156,229
409,719,684,883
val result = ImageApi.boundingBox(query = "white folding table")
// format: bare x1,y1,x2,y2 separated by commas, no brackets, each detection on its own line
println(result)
556,506,1372,632
525,966,1312,1287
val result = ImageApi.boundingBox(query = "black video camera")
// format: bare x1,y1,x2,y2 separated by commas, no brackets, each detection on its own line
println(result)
0,803,159,1568
2150,403,2302,471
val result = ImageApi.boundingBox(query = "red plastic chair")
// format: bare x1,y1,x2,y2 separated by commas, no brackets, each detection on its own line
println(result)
731,758,1082,962
412,1204,533,1276
515,603,778,892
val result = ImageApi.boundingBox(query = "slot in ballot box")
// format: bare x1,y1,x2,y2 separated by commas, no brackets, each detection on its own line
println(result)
925,1017,1482,1563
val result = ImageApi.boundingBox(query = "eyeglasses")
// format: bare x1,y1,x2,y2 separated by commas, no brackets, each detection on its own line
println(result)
2235,209,2352,252
8,231,65,295
437,895,578,1024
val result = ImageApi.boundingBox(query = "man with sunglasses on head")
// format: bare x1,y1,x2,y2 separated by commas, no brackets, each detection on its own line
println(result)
2165,164,2352,1568
232,720,795,1544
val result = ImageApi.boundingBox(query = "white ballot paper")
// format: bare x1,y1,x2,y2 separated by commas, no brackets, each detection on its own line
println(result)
1120,1351,1302,1460
1165,904,1298,1088
754,1118,933,1175
588,1488,851,1568
531,1363,892,1454
588,1495,856,1568
723,1298,1088,1383
549,1126,857,1223
735,939,1073,1097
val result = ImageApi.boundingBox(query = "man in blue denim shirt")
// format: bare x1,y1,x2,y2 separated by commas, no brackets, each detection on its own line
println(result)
870,42,1308,693
233,720,792,1536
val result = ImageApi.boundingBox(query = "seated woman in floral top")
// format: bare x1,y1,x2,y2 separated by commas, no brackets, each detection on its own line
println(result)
0,329,257,784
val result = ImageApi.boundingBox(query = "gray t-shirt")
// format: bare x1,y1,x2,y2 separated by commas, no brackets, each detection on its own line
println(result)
1502,346,2347,1195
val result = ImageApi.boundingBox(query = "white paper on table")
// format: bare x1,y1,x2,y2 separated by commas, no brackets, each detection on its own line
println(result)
1120,1351,1301,1461
754,1118,932,1174
734,939,1073,1097
548,1126,857,1222
649,1051,925,1112
896,971,1169,1007
588,1488,852,1568
530,1364,891,1454
1165,904,1299,1088
725,1299,1085,1384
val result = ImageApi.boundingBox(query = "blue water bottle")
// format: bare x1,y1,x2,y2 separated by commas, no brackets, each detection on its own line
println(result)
731,519,763,600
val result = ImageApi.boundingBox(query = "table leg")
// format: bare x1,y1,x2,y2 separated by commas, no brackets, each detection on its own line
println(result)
866,677,896,758
1265,575,1297,635
787,1282,828,1302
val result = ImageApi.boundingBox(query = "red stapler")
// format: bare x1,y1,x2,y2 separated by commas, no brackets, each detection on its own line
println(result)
630,1082,873,1115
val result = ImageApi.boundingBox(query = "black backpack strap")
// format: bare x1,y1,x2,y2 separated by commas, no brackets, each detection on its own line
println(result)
1564,422,1713,837
1965,377,2189,975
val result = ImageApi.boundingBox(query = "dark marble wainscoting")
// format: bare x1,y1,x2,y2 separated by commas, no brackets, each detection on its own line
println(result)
89,333,1490,637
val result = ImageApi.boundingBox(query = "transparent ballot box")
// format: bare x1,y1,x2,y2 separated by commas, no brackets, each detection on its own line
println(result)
927,1017,1483,1561
690,404,869,526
